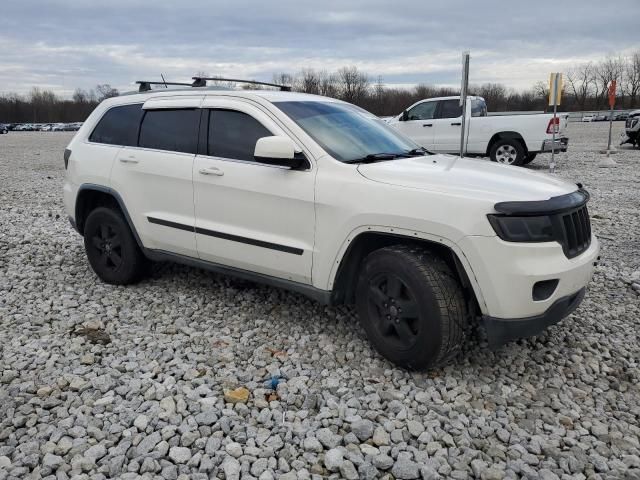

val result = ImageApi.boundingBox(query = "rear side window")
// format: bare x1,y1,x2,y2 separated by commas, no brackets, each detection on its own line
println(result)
89,104,144,146
208,109,271,161
438,100,463,119
139,109,200,154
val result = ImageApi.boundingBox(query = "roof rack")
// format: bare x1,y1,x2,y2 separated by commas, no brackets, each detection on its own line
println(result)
136,80,197,92
191,77,292,91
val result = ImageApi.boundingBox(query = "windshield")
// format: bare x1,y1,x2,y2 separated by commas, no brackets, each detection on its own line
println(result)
274,101,421,163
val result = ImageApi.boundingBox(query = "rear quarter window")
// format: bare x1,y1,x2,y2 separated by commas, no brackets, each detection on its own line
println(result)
89,104,144,146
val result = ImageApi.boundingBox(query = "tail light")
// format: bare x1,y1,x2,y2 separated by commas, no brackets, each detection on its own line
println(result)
64,148,71,169
547,117,560,134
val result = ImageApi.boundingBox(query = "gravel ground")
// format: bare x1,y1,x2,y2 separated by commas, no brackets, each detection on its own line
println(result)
1,124,639,480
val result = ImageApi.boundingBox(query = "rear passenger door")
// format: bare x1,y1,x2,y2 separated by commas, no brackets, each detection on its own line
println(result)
432,99,463,153
193,98,315,284
109,96,202,257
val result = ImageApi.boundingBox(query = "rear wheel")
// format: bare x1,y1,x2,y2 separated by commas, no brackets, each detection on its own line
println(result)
83,207,147,285
355,245,467,370
490,139,526,166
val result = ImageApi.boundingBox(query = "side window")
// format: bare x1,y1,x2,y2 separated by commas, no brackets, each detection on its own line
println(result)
438,100,463,119
407,102,437,121
208,109,272,161
138,109,199,154
471,98,488,117
89,104,144,146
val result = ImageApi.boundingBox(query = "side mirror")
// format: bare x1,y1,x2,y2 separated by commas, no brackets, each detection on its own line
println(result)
254,136,309,170
400,110,409,121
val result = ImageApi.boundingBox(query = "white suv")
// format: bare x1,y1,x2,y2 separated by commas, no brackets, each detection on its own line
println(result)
63,83,600,369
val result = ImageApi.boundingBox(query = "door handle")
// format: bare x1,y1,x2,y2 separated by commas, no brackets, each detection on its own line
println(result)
422,123,433,127
451,122,462,126
199,167,224,176
119,156,139,164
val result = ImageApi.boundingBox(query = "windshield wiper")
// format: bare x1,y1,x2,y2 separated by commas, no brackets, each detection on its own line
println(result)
344,153,402,164
404,147,433,156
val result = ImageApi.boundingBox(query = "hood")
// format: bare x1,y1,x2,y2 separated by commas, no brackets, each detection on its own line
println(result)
357,154,578,203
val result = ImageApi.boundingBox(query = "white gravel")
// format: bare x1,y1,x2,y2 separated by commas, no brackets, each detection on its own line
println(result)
0,125,639,480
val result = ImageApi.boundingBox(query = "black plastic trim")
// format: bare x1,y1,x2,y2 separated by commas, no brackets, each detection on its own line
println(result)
494,189,589,216
483,287,585,347
143,248,329,304
76,184,145,250
147,216,304,255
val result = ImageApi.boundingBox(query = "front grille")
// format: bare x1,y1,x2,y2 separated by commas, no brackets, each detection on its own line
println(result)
555,205,591,258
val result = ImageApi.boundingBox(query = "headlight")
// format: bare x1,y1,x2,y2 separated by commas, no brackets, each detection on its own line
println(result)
487,215,554,242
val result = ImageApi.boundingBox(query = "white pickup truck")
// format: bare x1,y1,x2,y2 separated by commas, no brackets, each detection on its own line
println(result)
387,96,569,166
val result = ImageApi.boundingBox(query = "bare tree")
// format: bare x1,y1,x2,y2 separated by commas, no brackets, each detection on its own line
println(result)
622,51,640,108
95,84,119,101
292,69,319,94
72,88,89,104
317,70,339,97
337,66,370,103
567,63,596,111
594,56,624,108
272,72,295,89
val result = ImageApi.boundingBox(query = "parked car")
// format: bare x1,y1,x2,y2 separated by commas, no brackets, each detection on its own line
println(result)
40,124,53,132
386,96,569,166
64,86,599,369
614,112,629,121
594,114,608,122
582,115,595,122
621,109,640,148
0,124,8,134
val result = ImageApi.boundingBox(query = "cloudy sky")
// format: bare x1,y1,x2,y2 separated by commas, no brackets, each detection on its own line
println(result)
1,0,638,97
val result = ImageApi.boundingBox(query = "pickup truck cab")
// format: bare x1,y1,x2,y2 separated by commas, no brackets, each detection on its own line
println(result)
63,85,598,369
387,96,569,166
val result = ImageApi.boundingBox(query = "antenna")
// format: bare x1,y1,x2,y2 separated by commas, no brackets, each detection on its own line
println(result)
136,80,194,92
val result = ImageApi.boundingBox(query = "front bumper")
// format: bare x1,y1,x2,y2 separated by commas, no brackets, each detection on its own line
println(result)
483,288,585,347
458,234,599,319
541,136,569,153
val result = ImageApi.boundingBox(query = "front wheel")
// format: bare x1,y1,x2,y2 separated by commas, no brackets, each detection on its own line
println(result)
490,139,526,166
355,245,467,370
83,207,148,285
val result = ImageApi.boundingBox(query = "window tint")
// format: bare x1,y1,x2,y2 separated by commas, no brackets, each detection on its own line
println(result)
438,100,463,119
208,109,272,161
89,104,144,146
138,109,199,154
407,102,437,121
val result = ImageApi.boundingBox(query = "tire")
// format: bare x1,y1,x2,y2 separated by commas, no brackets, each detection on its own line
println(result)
522,153,537,164
489,139,526,166
355,245,467,370
83,207,147,285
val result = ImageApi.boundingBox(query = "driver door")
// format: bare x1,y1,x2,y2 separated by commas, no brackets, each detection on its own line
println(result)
193,98,316,284
393,100,437,150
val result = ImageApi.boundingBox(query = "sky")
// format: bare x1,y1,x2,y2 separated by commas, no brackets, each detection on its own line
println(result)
1,0,638,97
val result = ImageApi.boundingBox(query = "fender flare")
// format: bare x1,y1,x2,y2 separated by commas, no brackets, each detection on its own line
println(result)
76,183,145,250
326,225,488,314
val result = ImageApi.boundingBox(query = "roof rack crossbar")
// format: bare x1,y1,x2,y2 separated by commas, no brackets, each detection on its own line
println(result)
136,80,195,92
191,77,292,91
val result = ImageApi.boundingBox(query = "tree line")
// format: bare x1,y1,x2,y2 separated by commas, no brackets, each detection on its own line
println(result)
1,51,638,122
0,85,119,123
